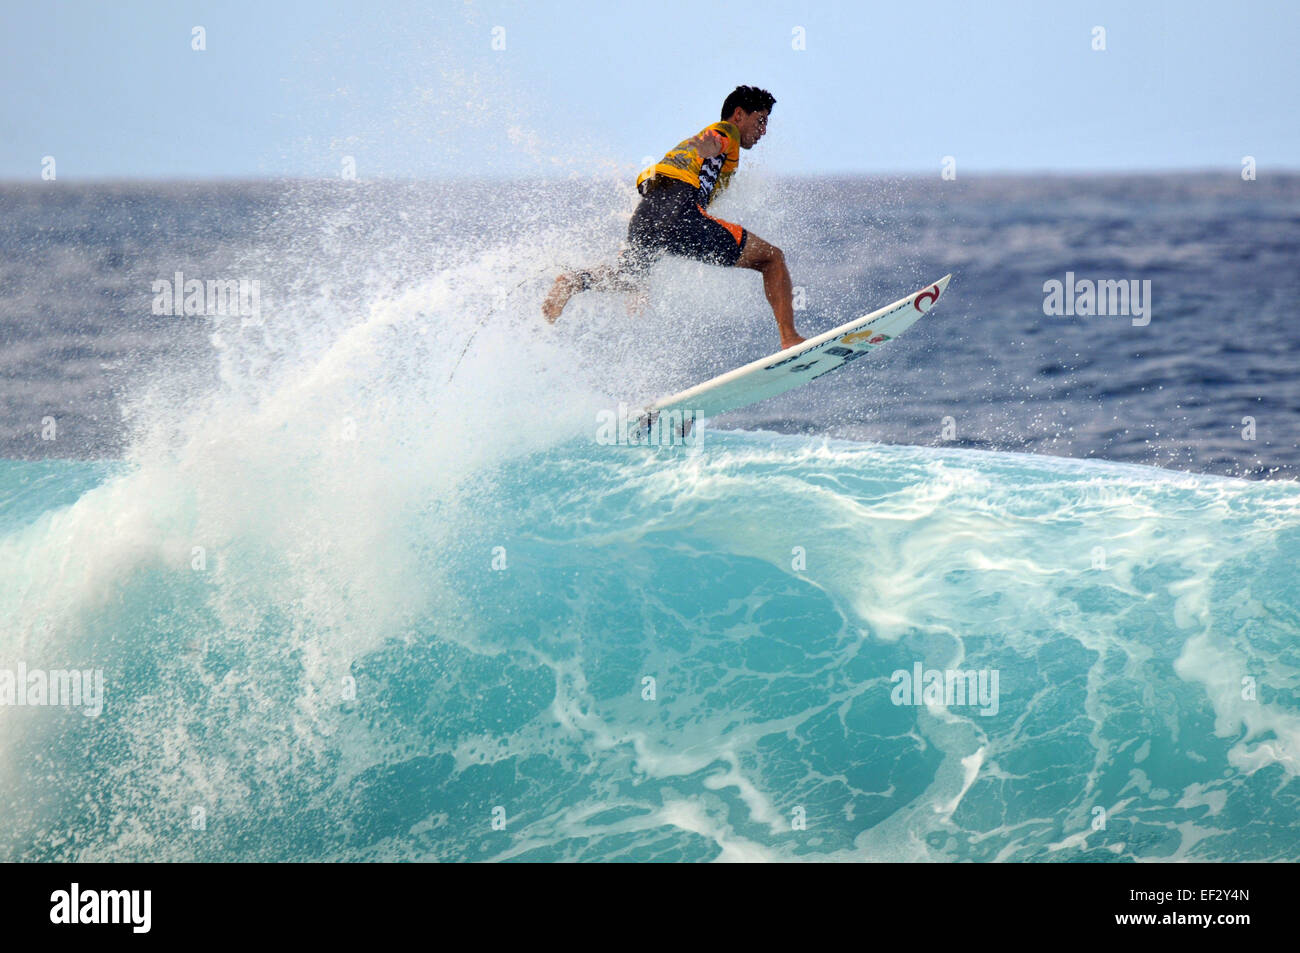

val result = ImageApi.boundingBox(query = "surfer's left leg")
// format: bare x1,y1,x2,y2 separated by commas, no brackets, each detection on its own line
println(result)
681,202,805,350
735,233,805,350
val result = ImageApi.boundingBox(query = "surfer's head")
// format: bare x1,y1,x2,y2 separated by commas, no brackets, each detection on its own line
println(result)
722,85,775,149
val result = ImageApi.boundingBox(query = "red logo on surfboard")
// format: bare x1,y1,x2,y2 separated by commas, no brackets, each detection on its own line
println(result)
914,285,941,313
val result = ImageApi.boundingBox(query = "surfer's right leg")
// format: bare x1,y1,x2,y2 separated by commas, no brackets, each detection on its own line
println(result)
542,269,596,323
543,185,665,323
542,260,648,323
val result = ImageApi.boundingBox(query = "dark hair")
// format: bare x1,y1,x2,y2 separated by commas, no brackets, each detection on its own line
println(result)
721,85,775,121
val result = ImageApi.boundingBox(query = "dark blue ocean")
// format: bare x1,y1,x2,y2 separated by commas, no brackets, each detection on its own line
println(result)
1,174,1298,861
4,174,1297,475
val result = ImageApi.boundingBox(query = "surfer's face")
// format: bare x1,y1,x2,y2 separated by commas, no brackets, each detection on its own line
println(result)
734,109,769,149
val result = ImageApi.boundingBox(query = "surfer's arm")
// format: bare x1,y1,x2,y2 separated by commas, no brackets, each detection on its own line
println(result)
686,129,727,160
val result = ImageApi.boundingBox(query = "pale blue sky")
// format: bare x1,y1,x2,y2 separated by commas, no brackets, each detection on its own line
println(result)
2,0,1296,180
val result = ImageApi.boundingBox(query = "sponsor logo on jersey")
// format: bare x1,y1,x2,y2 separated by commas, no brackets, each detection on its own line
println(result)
697,154,724,204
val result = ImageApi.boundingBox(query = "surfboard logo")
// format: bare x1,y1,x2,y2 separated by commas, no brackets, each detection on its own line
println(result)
914,284,941,312
841,329,891,346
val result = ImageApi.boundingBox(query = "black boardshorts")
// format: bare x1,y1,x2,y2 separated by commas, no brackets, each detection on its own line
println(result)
615,177,749,280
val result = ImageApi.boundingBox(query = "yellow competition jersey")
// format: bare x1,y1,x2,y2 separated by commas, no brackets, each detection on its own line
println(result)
636,120,740,207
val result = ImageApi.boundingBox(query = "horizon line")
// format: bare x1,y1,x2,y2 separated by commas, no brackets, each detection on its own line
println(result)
2,166,1296,188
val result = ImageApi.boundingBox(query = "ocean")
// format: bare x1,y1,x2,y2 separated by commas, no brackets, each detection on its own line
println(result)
1,172,1298,861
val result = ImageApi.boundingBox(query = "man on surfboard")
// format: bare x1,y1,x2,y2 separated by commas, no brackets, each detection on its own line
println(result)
542,85,806,350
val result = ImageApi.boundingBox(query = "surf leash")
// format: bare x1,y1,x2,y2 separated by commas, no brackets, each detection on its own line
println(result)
446,266,554,383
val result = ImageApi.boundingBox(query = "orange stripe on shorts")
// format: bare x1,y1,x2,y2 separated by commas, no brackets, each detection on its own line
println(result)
697,205,744,246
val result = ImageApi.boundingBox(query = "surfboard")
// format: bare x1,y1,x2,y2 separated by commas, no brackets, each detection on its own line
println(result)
632,274,952,441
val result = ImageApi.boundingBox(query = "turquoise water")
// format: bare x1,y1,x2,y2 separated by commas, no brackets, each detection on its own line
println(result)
3,434,1297,861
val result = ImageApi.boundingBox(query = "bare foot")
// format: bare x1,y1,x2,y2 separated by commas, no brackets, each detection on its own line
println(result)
542,273,582,323
780,333,806,350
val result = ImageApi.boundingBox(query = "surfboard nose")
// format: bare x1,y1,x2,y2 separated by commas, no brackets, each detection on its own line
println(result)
914,274,951,313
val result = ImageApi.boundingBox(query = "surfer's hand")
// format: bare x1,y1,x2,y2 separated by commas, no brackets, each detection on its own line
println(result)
689,131,726,160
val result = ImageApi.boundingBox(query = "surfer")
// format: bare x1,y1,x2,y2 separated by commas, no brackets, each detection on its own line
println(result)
542,85,806,350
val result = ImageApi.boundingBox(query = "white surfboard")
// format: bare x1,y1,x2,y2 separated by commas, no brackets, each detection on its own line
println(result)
633,274,952,441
